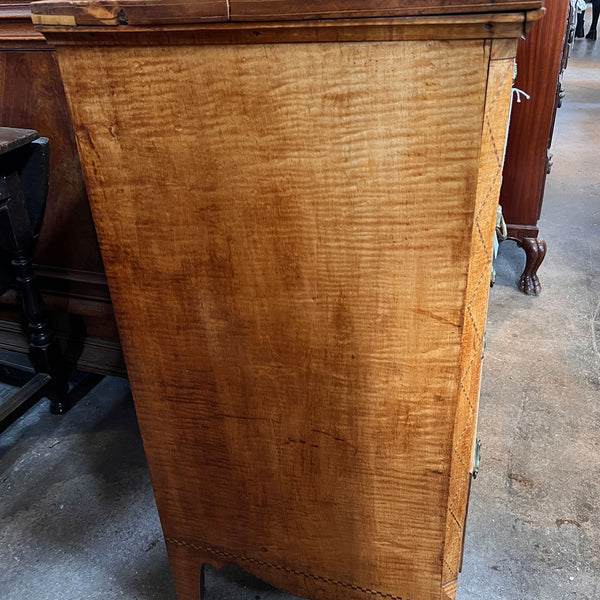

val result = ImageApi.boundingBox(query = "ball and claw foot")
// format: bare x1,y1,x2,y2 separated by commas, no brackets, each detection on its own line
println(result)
516,237,547,296
519,272,542,296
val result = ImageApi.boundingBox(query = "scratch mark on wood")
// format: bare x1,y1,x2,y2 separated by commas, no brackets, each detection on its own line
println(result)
311,428,358,456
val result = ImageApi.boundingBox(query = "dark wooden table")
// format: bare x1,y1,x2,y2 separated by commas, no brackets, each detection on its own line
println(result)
0,1,125,376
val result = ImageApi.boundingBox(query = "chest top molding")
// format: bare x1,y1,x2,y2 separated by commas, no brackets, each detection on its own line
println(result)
30,0,544,28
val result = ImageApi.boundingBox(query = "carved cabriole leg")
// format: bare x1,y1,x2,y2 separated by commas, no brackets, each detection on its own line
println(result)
515,237,547,295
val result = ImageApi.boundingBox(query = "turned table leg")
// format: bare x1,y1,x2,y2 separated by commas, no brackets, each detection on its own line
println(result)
12,248,70,414
515,237,547,295
0,133,70,415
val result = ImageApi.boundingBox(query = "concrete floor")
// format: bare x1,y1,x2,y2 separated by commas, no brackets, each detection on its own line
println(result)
1,32,599,600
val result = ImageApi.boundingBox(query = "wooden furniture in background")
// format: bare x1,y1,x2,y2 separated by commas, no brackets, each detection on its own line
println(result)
0,0,124,375
0,127,69,418
34,1,543,599
499,0,571,295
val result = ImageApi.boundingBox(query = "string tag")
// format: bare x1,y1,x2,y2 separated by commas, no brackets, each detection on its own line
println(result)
512,88,531,103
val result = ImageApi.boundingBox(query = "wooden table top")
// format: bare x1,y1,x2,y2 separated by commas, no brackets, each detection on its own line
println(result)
0,127,38,156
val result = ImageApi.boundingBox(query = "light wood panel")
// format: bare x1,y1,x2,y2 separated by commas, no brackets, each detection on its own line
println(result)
36,6,529,599
442,39,518,595
55,37,496,600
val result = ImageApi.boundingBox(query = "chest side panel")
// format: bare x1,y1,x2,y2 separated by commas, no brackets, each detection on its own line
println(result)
58,39,489,600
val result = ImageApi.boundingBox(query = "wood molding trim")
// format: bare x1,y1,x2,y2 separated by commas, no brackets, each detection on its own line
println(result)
506,224,540,241
35,12,545,47
31,0,543,27
0,2,47,47
0,2,31,19
229,0,543,21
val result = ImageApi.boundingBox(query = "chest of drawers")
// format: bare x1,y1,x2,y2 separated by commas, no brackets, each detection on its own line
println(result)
33,2,543,598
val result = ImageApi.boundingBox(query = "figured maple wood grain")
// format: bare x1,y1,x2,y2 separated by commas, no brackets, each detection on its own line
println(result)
41,8,528,599
54,38,493,600
442,579,458,600
441,40,518,593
